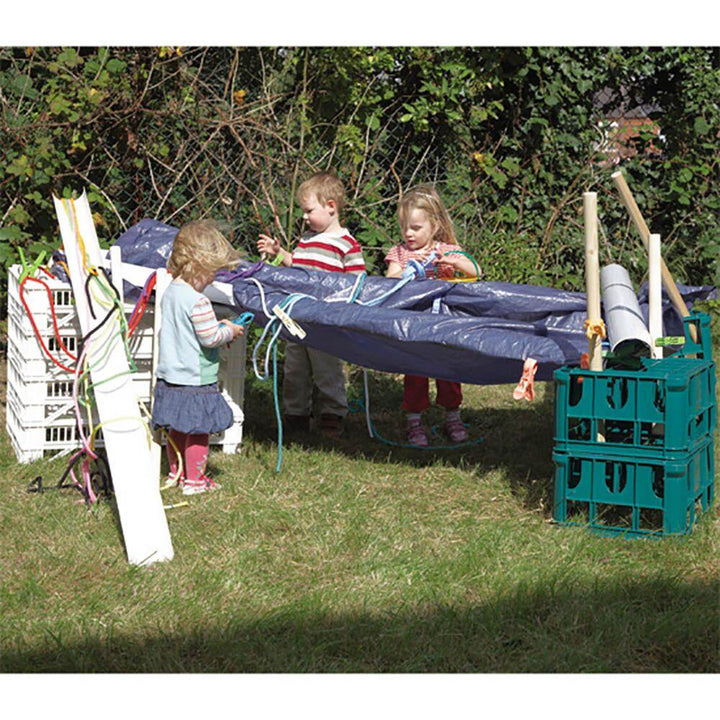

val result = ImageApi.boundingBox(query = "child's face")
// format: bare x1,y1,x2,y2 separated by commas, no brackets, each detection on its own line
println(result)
300,194,335,234
402,208,436,251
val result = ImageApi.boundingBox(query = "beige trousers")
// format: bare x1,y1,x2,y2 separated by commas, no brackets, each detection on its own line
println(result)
282,342,348,417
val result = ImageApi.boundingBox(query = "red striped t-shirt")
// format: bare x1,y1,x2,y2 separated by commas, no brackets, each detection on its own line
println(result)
292,229,366,274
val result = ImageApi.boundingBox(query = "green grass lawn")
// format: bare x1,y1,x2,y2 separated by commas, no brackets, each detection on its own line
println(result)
0,362,717,674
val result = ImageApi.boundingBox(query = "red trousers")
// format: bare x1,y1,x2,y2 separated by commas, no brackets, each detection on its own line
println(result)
402,375,463,413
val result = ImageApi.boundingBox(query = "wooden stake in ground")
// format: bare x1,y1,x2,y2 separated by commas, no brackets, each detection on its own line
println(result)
648,233,664,359
611,170,696,343
584,192,604,371
584,192,605,442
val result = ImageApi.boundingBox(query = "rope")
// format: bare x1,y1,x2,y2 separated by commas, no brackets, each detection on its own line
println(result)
242,249,484,469
248,292,311,472
54,208,156,503
18,274,78,373
127,271,157,336
65,197,98,277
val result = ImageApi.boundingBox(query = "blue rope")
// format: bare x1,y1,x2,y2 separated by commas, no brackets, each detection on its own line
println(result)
348,368,483,451
347,272,366,303
352,250,439,307
272,341,283,472
249,292,312,471
233,312,254,327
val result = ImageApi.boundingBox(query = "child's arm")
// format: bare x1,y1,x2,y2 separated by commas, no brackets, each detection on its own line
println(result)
437,251,482,279
191,296,242,347
385,261,404,278
258,234,293,267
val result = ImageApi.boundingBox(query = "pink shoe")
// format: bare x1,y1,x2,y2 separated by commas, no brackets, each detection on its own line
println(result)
182,479,207,496
407,420,429,447
182,475,222,496
446,417,469,443
203,476,222,490
164,473,184,489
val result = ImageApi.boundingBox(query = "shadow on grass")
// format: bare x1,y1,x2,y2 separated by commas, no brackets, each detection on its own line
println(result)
242,371,556,514
2,576,717,672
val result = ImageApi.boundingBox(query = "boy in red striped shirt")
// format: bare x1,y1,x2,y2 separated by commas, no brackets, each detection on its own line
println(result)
257,172,365,437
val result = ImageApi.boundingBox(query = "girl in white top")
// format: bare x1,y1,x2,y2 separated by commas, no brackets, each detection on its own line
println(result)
152,220,244,495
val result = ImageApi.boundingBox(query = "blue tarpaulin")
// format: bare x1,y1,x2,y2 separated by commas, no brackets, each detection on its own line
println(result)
113,219,717,386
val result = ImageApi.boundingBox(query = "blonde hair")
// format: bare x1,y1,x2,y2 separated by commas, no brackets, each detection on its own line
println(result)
398,184,456,245
167,220,241,282
297,171,346,216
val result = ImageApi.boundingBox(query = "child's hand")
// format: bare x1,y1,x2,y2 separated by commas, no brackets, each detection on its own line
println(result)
220,319,245,342
436,254,461,279
438,252,480,280
257,234,280,257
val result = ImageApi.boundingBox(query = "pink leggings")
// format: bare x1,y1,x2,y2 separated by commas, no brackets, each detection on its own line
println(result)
167,430,209,482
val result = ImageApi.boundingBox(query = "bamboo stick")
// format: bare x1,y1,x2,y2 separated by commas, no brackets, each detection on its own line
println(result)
611,170,697,342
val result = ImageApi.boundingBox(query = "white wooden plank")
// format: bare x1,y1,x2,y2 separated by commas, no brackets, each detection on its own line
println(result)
53,192,173,566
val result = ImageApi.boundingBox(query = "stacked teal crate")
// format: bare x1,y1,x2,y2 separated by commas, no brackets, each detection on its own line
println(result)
553,313,716,537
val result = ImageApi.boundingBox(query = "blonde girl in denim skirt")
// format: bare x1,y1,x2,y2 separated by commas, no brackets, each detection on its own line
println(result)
152,220,244,495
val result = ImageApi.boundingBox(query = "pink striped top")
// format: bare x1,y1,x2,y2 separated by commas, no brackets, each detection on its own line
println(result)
384,241,463,279
191,296,235,347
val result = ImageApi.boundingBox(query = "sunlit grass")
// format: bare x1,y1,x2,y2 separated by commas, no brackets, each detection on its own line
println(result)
1,366,717,672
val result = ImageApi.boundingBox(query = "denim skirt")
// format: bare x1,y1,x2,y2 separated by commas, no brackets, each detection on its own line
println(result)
151,378,234,435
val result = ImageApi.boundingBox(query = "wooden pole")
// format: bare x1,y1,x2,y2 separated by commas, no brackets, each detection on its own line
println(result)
584,192,605,442
611,170,697,342
648,233,664,359
584,192,603,371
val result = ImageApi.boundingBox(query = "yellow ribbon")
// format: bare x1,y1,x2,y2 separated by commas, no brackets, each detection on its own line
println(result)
66,198,98,275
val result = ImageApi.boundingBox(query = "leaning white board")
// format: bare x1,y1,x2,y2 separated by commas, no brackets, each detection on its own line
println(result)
53,192,174,566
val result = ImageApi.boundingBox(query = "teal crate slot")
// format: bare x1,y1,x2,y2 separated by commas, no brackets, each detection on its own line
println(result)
552,437,715,538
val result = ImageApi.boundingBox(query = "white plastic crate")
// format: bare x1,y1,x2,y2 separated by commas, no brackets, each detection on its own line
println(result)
6,383,243,463
6,264,155,379
6,397,104,462
5,353,154,427
6,264,246,463
7,264,76,335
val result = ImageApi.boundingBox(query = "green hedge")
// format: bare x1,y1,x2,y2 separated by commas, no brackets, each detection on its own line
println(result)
1,46,717,312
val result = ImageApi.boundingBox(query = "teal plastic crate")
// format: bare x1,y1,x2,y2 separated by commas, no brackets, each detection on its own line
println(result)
554,355,716,458
676,312,713,361
552,436,715,537
554,312,716,458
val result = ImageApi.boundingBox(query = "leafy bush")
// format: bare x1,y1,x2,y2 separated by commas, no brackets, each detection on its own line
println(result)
1,46,717,313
